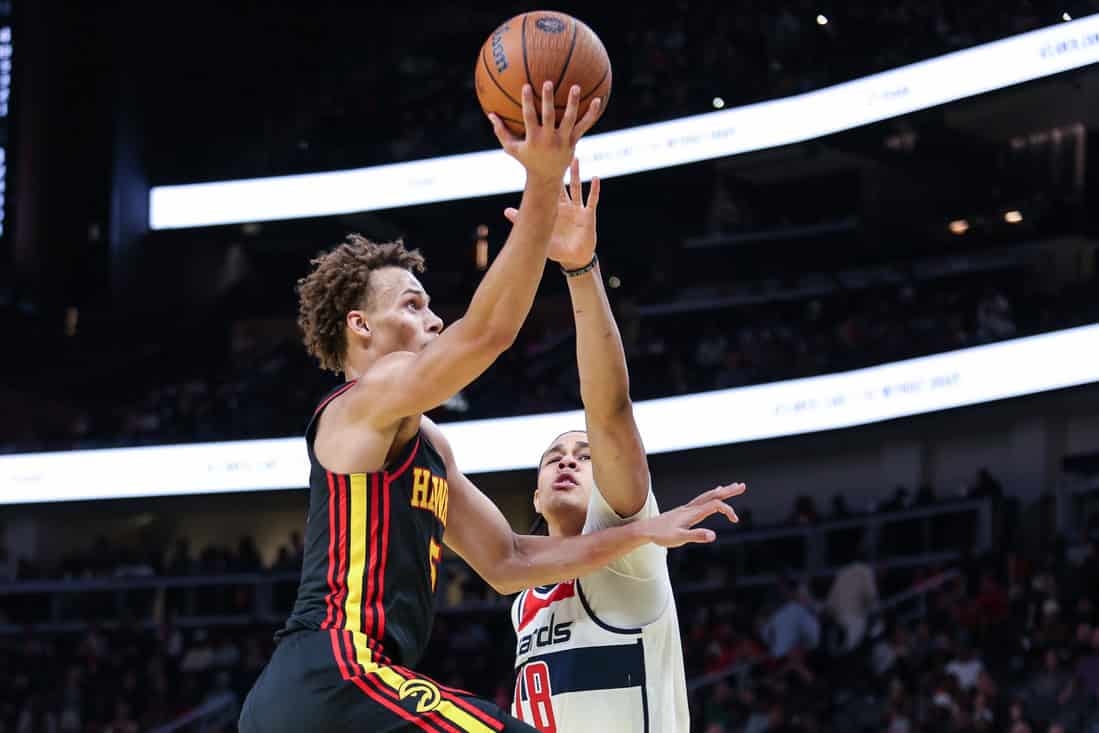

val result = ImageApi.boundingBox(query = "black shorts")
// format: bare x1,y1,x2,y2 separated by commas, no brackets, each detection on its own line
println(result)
239,629,536,733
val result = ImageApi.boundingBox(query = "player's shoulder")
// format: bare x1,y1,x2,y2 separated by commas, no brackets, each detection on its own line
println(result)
418,416,454,463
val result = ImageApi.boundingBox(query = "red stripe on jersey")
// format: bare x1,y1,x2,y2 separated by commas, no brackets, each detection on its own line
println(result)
328,628,353,681
390,664,478,701
335,472,349,628
322,471,339,629
340,630,367,678
517,581,576,631
376,472,392,639
313,380,357,415
363,473,381,637
387,436,421,482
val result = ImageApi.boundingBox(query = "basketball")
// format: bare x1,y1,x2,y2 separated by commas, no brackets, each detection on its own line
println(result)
475,11,612,136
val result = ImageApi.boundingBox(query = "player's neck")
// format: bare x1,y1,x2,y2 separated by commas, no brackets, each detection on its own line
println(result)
343,347,382,381
546,514,584,538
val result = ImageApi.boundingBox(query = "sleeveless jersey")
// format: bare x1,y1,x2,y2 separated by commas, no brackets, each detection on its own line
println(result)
279,381,450,667
509,491,689,733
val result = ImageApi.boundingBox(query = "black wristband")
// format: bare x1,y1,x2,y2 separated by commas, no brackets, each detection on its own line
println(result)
561,254,598,278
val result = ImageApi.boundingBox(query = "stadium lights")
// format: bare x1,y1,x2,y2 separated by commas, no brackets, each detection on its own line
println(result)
3,323,1099,504
949,219,970,235
1004,210,1023,223
712,97,725,109
1064,12,1073,21
149,16,1099,230
816,14,828,25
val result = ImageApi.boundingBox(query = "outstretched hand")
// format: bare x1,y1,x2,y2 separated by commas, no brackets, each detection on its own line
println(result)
641,483,747,549
487,81,602,184
504,157,600,270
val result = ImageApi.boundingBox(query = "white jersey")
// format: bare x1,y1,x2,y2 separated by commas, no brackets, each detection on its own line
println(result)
510,486,689,733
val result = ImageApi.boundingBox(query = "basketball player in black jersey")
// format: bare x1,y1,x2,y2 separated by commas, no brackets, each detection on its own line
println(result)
239,82,742,733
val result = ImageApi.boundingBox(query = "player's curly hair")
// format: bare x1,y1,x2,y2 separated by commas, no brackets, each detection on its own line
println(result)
297,234,426,373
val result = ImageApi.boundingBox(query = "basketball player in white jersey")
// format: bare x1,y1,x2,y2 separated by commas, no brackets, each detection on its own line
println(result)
504,162,747,732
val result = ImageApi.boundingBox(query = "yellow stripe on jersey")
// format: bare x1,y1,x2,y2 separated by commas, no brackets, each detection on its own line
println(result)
434,701,495,733
344,472,369,633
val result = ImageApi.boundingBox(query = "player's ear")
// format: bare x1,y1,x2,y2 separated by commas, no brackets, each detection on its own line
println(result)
346,310,372,343
532,487,543,515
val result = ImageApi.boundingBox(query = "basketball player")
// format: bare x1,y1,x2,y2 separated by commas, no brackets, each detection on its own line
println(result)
238,82,742,733
508,165,742,732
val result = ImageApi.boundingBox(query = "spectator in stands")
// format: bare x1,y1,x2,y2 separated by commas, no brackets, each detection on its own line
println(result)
180,629,215,674
945,638,985,691
1021,649,1073,728
166,537,195,576
1034,598,1071,651
824,550,879,654
976,289,1017,342
969,467,1004,499
789,495,820,525
761,576,820,683
235,536,262,572
829,493,852,519
103,699,139,733
1006,698,1033,733
1068,627,1099,702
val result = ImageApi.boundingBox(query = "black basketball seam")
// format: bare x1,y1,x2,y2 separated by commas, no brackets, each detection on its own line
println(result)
496,113,524,125
553,18,579,92
480,45,523,112
580,66,610,102
521,14,538,123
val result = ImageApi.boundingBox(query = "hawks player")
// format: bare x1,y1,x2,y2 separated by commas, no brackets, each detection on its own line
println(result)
239,84,742,733
509,163,747,732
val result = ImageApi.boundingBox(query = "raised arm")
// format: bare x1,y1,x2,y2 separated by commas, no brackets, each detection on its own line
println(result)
505,161,647,516
358,84,603,426
424,418,743,595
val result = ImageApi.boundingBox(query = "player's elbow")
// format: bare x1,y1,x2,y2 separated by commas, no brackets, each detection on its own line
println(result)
483,534,529,596
481,326,518,355
458,317,518,358
489,575,525,597
482,562,525,596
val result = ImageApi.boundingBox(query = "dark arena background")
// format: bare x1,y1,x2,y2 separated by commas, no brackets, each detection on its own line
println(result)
3,0,1099,731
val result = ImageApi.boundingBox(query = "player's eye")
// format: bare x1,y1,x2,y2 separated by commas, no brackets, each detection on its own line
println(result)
579,454,591,461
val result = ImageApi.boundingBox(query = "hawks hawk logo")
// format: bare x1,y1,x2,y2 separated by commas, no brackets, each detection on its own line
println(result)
398,679,442,713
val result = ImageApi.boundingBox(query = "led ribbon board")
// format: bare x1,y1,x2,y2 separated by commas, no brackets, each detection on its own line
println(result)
149,17,1099,229
2,324,1098,504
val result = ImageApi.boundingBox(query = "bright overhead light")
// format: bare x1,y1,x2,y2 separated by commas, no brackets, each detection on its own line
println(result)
1063,12,1073,21
712,97,725,109
816,14,828,25
949,219,969,235
1004,210,1023,223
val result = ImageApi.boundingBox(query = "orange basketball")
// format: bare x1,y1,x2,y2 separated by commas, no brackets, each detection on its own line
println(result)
475,11,612,136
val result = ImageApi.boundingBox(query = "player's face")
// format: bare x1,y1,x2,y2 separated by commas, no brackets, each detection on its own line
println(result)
534,431,593,527
364,267,443,354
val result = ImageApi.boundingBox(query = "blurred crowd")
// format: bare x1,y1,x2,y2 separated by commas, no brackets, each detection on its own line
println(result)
3,485,1099,732
3,259,1096,454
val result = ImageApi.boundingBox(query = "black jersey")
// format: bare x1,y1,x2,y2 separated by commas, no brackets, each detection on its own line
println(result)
279,380,450,667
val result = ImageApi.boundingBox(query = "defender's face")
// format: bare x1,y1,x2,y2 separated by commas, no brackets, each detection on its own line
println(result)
364,267,443,354
534,431,593,523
